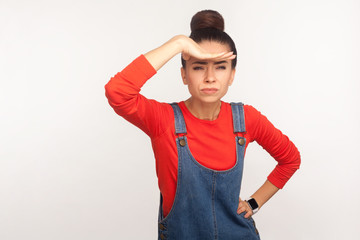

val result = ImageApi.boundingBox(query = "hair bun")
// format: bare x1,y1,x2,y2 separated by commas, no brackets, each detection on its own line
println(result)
190,10,224,32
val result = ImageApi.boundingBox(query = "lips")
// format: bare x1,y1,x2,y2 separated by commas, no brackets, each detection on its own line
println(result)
201,88,219,94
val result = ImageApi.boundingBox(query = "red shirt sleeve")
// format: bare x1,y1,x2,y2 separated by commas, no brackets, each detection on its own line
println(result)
104,55,173,138
245,105,301,189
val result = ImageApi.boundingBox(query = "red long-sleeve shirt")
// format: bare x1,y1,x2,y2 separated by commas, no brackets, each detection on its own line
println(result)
105,55,301,217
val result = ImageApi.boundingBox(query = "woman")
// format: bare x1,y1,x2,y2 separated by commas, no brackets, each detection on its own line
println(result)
105,10,300,240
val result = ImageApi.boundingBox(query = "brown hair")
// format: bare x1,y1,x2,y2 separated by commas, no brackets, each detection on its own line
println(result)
182,10,237,69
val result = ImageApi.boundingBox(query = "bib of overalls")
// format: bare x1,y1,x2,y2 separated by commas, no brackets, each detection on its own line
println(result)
158,102,260,240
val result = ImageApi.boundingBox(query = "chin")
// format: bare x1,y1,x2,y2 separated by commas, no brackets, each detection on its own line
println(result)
198,97,222,104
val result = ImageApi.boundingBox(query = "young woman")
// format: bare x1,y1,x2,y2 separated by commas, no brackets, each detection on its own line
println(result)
105,10,300,240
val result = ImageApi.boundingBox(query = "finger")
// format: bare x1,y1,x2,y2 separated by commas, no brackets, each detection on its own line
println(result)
237,205,246,215
194,51,231,60
244,209,253,219
212,52,236,61
209,51,234,60
219,51,233,58
237,200,253,217
227,54,236,60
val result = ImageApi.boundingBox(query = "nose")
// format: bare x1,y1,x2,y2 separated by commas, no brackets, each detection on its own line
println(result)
205,67,216,83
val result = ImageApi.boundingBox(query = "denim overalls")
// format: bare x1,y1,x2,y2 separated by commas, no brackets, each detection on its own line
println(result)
158,102,260,240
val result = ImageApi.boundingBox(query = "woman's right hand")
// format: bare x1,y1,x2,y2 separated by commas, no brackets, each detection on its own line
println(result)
144,35,235,71
177,35,235,61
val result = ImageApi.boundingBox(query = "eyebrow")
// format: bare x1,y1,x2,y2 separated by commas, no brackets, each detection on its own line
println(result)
192,60,228,65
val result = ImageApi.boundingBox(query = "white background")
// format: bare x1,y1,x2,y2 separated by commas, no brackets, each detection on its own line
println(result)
1,0,359,239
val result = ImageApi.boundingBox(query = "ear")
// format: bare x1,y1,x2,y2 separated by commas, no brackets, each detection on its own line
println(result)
181,67,188,85
228,68,236,86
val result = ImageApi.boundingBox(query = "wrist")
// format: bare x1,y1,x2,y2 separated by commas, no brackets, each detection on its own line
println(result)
144,35,186,71
169,35,187,54
246,197,259,214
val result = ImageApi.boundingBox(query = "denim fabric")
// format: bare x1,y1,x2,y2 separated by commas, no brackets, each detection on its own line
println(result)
158,102,260,240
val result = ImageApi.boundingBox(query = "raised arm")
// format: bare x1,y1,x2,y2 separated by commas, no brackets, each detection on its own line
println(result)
105,35,235,137
144,35,235,71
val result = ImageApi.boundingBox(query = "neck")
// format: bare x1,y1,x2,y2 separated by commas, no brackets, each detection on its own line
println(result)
184,98,222,121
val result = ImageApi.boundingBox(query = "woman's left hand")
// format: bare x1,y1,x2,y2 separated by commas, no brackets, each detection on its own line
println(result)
237,198,253,219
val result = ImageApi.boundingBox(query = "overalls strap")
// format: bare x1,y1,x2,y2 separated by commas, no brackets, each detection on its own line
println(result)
230,102,246,133
170,103,187,135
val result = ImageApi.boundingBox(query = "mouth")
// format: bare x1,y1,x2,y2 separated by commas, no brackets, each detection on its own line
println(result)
201,88,219,94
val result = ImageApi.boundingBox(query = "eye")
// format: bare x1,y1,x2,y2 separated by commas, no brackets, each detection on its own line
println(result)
217,66,226,70
193,66,204,70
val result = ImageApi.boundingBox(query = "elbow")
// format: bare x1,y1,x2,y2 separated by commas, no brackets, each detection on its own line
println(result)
104,82,119,105
104,77,132,105
288,154,301,175
286,142,301,171
287,150,301,172
104,81,116,101
279,150,301,174
104,79,118,100
104,80,140,116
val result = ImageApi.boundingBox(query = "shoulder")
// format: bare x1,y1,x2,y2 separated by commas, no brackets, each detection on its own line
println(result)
244,104,261,120
222,102,263,127
224,102,261,119
243,104,262,133
229,103,265,141
221,102,261,118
